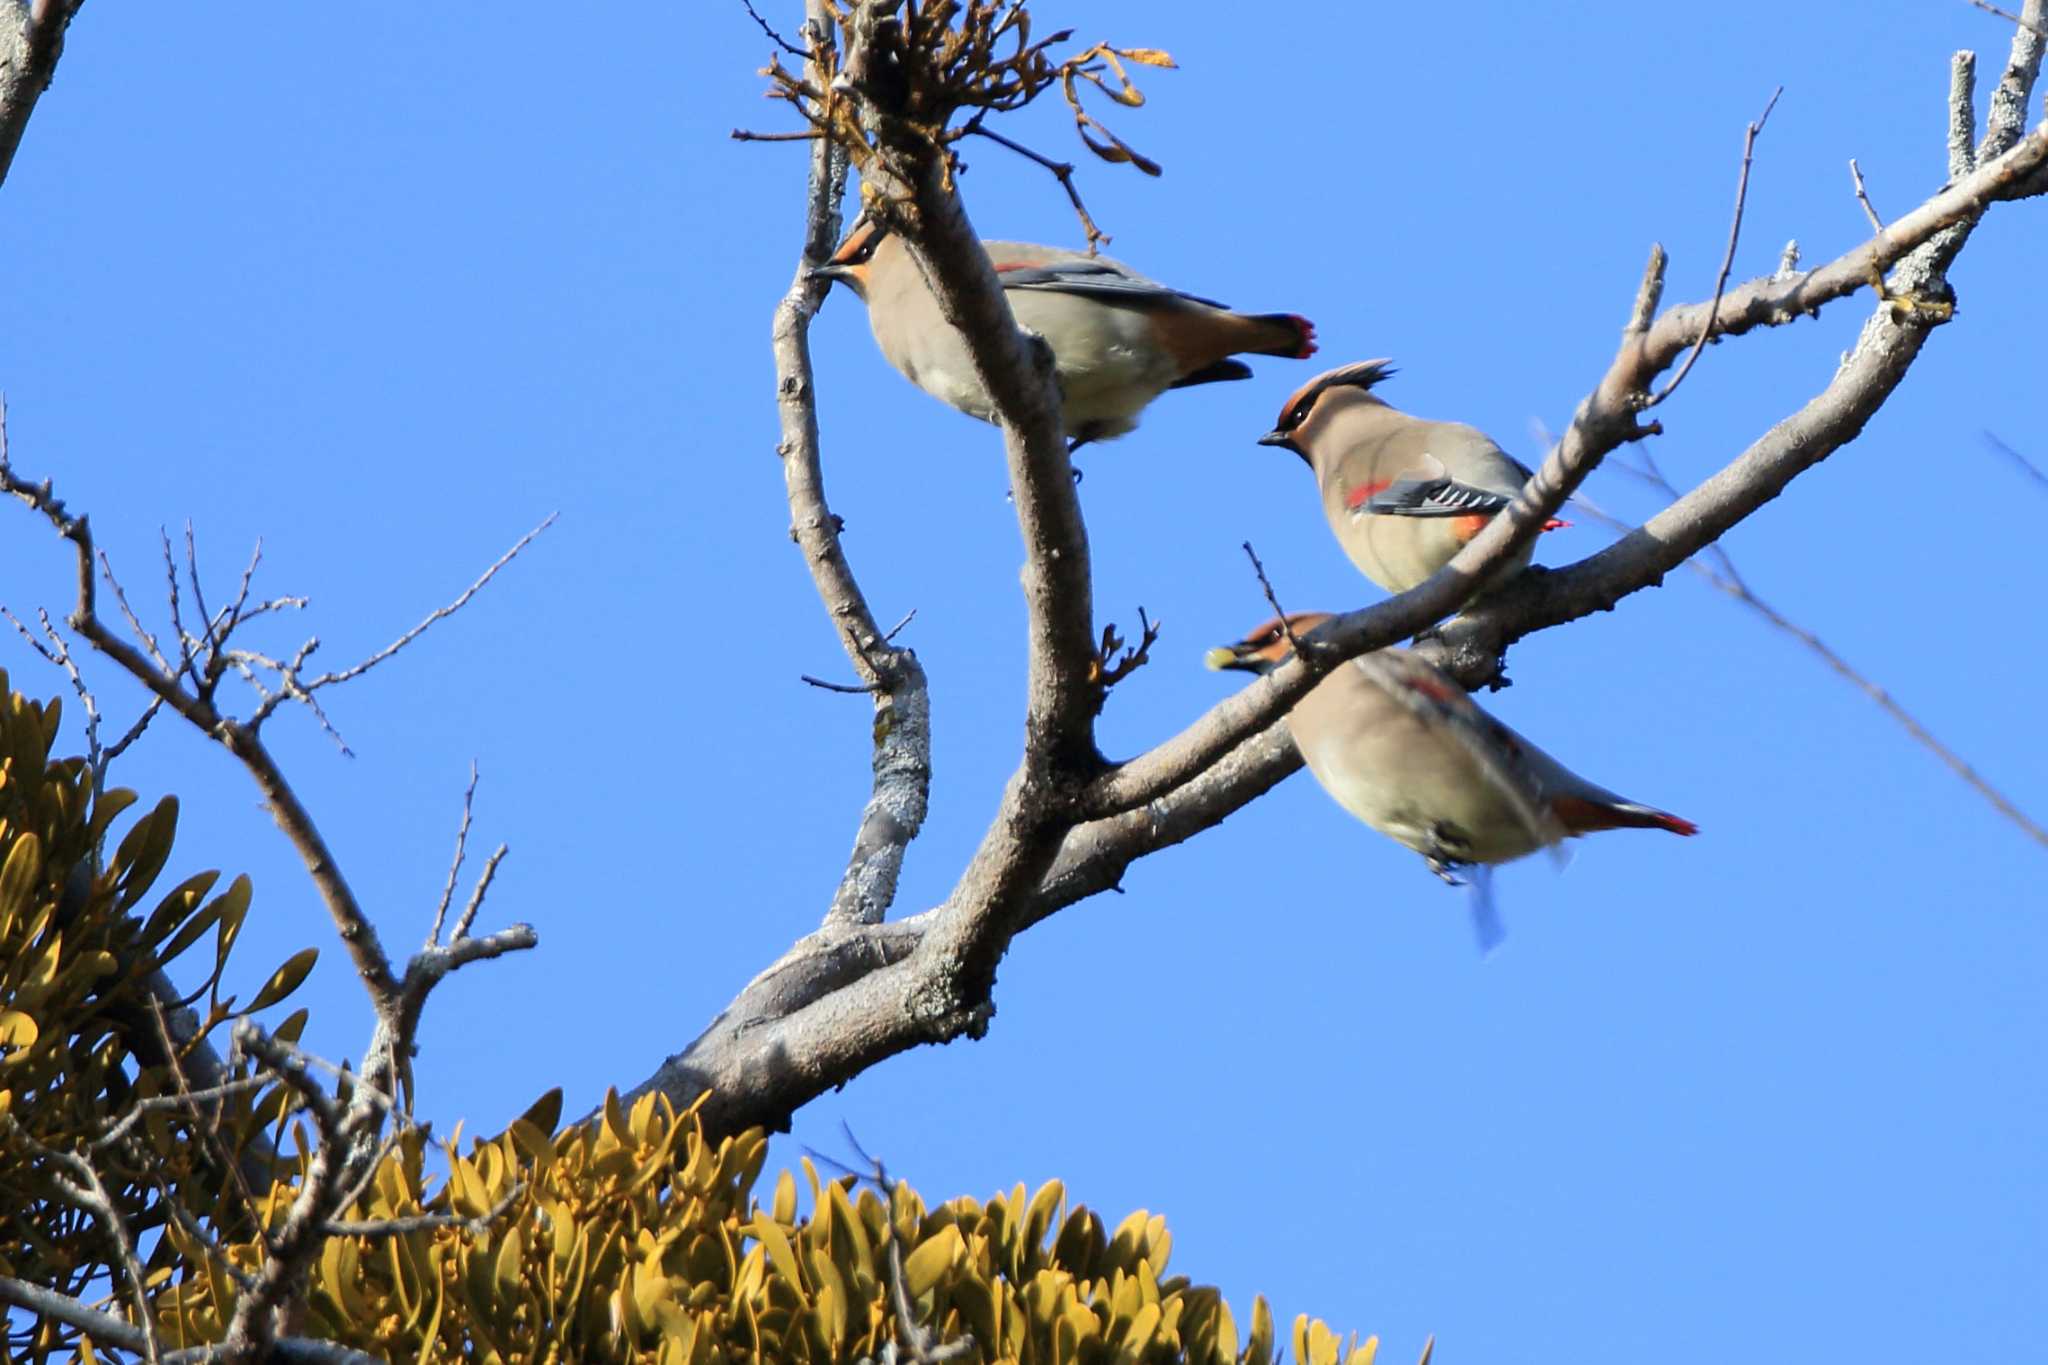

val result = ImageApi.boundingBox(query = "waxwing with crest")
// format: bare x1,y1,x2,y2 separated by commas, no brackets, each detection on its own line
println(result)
814,220,1317,447
1207,613,1695,950
1257,361,1567,595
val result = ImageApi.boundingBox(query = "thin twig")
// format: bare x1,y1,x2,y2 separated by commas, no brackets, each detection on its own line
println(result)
1606,451,2048,851
250,514,557,722
149,998,269,1235
324,1182,523,1239
740,0,812,58
832,1131,976,1365
1239,542,1304,656
92,1075,271,1150
733,128,826,142
1849,158,1886,230
882,608,917,643
104,695,163,764
449,844,508,943
1650,86,1784,406
0,1113,164,1362
1983,431,2048,491
99,549,173,674
1090,607,1161,711
1970,0,2048,37
428,763,480,947
801,673,881,694
964,117,1109,249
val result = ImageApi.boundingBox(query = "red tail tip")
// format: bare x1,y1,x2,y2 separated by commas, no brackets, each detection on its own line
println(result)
1288,315,1317,359
1659,815,1700,837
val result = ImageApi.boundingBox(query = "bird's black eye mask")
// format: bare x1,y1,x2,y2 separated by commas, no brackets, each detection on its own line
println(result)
829,221,888,268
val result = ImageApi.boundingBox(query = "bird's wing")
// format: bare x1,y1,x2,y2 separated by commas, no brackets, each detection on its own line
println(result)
990,258,1229,309
1356,453,1514,519
1352,651,1570,862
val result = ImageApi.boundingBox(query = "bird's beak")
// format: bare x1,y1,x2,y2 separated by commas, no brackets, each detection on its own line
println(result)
808,263,852,284
1255,429,1293,449
1205,645,1253,673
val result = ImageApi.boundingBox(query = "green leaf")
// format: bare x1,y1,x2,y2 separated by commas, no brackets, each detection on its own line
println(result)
0,1009,39,1051
247,946,317,1012
517,1086,564,1137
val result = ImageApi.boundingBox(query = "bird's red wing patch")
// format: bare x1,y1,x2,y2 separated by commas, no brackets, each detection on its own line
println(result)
1343,479,1394,510
1399,675,1457,705
1543,517,1572,531
1451,514,1491,541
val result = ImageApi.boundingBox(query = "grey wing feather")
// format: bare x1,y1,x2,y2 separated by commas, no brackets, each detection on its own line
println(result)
995,261,1229,309
1365,477,1514,519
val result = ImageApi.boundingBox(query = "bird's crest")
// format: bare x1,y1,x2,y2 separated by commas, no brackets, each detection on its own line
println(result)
1267,358,1398,438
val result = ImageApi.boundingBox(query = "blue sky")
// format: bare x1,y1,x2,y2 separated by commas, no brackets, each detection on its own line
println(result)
2,2,2042,1361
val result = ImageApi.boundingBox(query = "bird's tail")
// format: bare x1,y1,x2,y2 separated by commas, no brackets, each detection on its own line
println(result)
1552,795,1698,837
1237,312,1319,359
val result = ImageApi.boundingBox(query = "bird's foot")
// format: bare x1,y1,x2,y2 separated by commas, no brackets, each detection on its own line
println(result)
1866,265,1956,322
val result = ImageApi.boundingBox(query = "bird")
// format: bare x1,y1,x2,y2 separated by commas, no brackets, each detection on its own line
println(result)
1256,360,1567,595
813,220,1317,447
1207,612,1696,950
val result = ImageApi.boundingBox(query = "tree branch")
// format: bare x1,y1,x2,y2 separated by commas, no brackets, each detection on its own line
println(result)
0,0,80,187
620,5,2048,1144
0,1274,382,1364
1082,109,2048,822
774,3,935,934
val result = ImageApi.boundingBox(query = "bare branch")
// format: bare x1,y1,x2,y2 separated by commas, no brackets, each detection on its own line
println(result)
801,673,881,694
1979,1,2047,157
0,0,81,186
101,548,174,675
739,0,810,58
1239,542,1306,658
448,844,508,943
1649,86,1782,407
623,21,2048,1144
324,1181,522,1239
1625,243,1667,334
0,1274,385,1364
0,1111,163,1362
257,513,557,716
1716,574,2048,848
427,762,480,947
1602,452,2048,849
1082,110,2048,824
964,116,1109,249
1970,0,2048,39
773,3,934,936
1950,50,1980,178
1089,605,1161,708
91,1075,271,1151
1849,157,1886,230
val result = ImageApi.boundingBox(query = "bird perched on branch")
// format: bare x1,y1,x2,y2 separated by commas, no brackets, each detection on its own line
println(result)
814,220,1317,447
1257,360,1567,595
1208,613,1695,950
